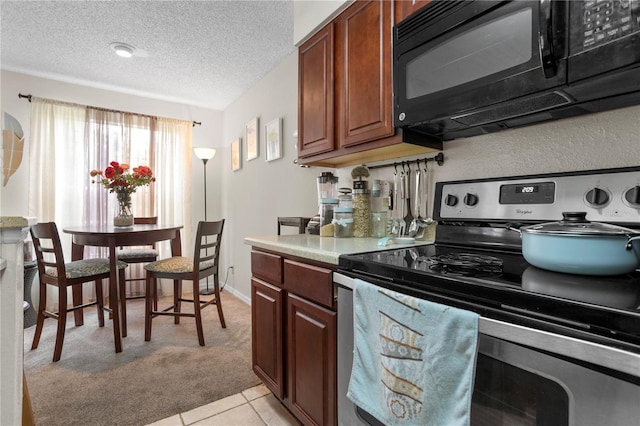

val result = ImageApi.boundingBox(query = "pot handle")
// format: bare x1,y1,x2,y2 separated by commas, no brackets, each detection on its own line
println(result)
626,234,640,250
505,223,522,234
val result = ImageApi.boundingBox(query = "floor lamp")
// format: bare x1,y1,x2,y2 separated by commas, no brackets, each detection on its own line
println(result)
194,147,216,295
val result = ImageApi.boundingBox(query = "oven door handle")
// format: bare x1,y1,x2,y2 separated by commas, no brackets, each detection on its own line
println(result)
539,0,558,78
480,316,640,378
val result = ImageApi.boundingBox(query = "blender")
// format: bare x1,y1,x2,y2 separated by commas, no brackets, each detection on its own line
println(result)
307,172,338,235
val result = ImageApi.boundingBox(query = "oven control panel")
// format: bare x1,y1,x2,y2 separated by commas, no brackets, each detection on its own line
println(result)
435,167,640,224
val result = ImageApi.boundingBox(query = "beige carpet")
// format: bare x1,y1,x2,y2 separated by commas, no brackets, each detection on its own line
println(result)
23,291,261,426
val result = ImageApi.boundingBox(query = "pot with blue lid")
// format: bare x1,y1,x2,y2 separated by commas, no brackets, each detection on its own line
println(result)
510,212,640,276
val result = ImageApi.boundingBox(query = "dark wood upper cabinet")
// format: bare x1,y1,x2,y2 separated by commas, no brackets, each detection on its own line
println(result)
298,24,335,158
336,0,393,148
297,0,441,168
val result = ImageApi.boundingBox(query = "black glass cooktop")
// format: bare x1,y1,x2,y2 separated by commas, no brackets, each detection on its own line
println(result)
339,243,640,353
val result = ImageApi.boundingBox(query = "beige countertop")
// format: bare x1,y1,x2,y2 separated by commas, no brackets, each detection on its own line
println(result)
0,216,37,244
0,216,37,228
244,234,432,265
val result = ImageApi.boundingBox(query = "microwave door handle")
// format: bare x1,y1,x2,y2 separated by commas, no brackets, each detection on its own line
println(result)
539,0,557,78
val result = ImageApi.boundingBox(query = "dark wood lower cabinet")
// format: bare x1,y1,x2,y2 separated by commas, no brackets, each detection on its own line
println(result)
287,293,337,426
250,248,337,426
251,278,284,399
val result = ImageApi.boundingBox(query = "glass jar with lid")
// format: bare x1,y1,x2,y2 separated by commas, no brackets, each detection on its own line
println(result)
353,184,371,238
320,198,338,237
371,211,388,238
338,187,353,209
333,208,354,238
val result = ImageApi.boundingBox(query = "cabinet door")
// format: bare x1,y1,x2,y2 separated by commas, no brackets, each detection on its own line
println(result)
337,0,394,148
298,24,335,158
287,293,337,426
251,278,284,399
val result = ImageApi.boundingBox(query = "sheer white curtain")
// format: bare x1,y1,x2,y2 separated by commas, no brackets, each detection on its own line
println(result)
153,117,193,257
28,98,87,246
84,108,154,228
29,99,88,309
28,98,193,305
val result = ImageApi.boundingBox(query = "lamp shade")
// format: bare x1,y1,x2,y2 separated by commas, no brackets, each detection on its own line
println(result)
194,147,216,161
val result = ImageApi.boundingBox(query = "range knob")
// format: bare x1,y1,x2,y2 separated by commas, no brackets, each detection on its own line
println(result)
464,193,479,206
585,187,609,206
624,186,640,207
445,194,458,207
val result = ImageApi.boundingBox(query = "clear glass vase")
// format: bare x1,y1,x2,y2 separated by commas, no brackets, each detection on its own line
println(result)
114,190,134,227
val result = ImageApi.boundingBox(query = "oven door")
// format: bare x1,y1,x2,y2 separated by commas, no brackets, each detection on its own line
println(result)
393,0,568,136
336,273,640,426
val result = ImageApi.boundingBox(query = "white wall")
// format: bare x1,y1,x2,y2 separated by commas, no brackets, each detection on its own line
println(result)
293,0,350,45
220,52,327,301
0,70,224,247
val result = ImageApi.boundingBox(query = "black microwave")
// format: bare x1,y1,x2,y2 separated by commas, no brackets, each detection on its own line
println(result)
393,0,640,141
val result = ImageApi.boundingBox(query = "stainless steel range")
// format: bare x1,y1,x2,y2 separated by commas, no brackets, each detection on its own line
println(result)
336,167,640,426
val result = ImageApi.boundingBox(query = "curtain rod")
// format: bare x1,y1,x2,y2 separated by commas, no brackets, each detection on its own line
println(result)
18,92,201,127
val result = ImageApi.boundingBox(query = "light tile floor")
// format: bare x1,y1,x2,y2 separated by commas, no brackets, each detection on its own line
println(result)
146,384,300,426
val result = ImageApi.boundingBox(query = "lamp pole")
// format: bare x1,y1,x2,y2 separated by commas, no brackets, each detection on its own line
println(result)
202,158,209,222
194,147,216,295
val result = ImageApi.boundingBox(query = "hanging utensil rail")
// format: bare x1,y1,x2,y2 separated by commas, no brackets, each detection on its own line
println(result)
364,152,444,171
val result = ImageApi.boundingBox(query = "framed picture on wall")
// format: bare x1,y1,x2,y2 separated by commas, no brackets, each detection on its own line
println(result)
265,117,282,162
231,138,242,171
245,117,259,161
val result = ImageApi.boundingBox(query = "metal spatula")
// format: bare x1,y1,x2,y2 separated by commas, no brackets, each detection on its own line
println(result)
390,168,402,236
408,163,421,237
402,164,413,234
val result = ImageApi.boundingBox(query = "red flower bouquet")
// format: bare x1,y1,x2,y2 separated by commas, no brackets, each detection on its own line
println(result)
90,161,155,226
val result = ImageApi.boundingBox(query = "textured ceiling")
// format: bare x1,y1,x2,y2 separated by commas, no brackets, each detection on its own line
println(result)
1,0,296,110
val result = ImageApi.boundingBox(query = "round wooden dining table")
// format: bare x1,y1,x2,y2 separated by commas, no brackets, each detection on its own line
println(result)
63,223,183,353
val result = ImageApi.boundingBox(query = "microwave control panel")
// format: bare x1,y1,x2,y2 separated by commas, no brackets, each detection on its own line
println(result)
577,0,640,50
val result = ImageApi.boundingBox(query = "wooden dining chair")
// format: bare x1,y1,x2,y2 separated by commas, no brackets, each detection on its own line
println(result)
144,219,225,346
116,216,159,331
277,216,311,235
30,222,128,362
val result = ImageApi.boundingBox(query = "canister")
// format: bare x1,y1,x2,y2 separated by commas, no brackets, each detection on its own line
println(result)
353,188,371,238
371,211,387,238
333,208,354,238
320,198,338,237
317,172,338,200
338,187,353,209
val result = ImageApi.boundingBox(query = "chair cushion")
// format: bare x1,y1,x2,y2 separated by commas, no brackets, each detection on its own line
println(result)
45,258,128,279
117,248,159,259
144,256,215,274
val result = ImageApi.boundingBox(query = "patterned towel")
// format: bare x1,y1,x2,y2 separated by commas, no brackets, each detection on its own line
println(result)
347,279,479,426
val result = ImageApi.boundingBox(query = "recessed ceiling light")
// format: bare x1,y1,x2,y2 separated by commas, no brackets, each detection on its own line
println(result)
110,42,135,58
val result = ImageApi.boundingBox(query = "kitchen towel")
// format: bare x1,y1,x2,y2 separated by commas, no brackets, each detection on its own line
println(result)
347,279,479,426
